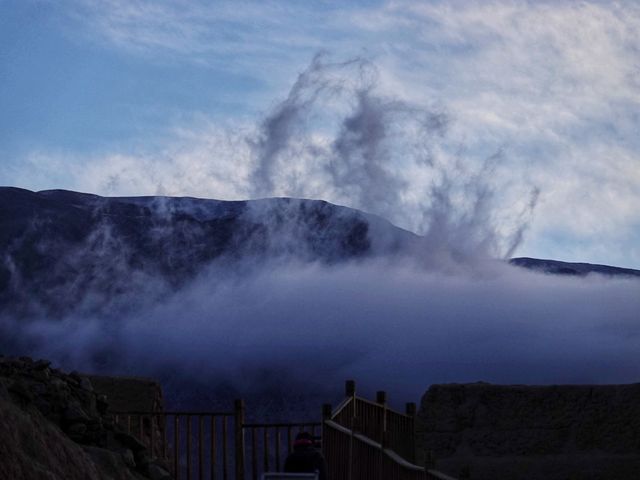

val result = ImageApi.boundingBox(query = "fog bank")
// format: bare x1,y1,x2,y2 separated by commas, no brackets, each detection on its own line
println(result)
3,257,638,414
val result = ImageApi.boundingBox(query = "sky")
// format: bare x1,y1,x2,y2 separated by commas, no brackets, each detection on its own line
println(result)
1,0,640,269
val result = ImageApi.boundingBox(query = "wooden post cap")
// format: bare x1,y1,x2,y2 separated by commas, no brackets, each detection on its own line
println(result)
405,402,416,416
345,380,356,396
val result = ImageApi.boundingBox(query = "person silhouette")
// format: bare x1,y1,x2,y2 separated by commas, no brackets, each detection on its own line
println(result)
283,431,328,480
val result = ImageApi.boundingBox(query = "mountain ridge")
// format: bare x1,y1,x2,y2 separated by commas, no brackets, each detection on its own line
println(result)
1,187,638,317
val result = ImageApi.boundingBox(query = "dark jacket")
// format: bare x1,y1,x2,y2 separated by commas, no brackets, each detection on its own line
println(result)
283,444,328,480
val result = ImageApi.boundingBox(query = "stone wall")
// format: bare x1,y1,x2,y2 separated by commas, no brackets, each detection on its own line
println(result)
416,382,640,480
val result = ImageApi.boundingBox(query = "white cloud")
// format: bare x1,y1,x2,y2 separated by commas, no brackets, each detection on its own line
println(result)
15,0,640,268
65,0,350,85
350,0,640,266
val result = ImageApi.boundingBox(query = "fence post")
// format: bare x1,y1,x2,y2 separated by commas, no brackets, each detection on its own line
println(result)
345,380,356,397
322,403,332,472
234,399,245,480
345,380,356,480
406,402,417,464
346,380,356,432
377,391,387,446
376,391,387,480
322,403,333,421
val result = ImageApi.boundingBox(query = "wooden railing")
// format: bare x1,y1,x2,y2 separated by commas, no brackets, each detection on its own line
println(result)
113,401,320,480
243,421,321,480
113,409,237,480
113,381,456,480
323,380,457,480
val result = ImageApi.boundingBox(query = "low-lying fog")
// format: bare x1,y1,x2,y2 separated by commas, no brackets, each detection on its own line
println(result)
3,256,639,417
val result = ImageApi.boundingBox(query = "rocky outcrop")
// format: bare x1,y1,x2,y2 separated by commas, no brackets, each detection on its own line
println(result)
0,355,172,480
89,375,164,413
0,187,412,318
89,375,167,462
417,382,640,479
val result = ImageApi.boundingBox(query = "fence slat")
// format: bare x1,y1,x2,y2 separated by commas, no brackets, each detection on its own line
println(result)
211,416,217,480
251,427,258,480
234,399,245,480
222,416,228,480
198,416,203,480
263,428,269,472
162,414,167,459
275,427,281,471
187,416,192,480
149,415,155,456
174,415,180,480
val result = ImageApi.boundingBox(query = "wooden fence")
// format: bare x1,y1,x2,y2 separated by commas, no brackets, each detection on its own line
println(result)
113,380,457,480
114,409,237,480
322,380,457,480
114,402,319,480
243,421,321,480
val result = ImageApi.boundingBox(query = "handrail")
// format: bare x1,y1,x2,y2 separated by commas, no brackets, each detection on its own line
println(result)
331,396,353,418
112,410,234,416
353,396,412,419
324,420,424,472
425,471,458,480
243,422,321,428
110,381,457,480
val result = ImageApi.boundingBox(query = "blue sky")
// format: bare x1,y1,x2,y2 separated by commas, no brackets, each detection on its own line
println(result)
1,0,639,268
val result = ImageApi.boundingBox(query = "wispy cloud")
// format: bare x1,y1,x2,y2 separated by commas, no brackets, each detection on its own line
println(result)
10,0,640,267
66,0,350,79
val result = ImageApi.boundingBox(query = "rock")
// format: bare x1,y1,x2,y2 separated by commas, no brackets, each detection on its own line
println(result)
1,392,108,479
120,448,136,468
103,414,115,429
30,381,47,396
0,355,173,479
114,431,147,453
89,375,167,461
0,381,8,397
68,371,82,386
31,368,50,382
84,445,150,480
68,422,88,440
33,359,51,370
34,397,53,416
8,379,34,403
80,376,94,392
147,463,172,480
135,450,151,469
97,394,109,413
63,401,90,424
